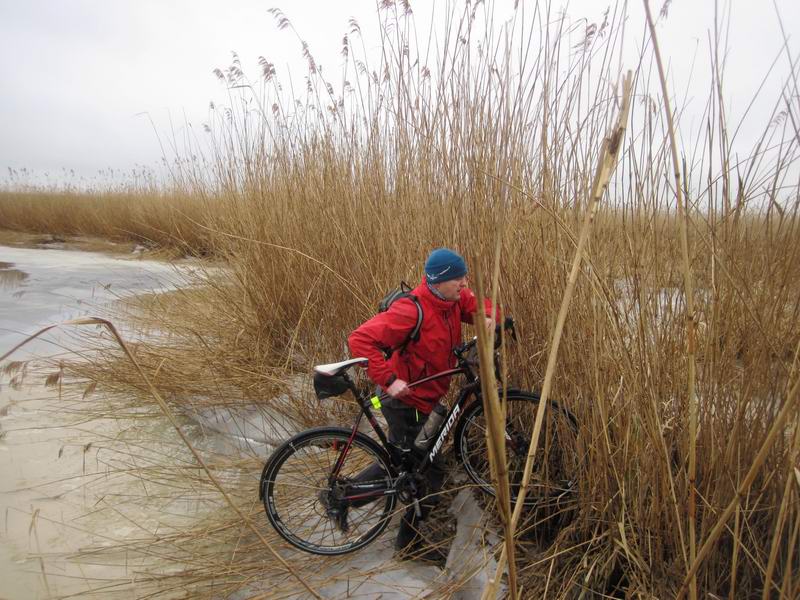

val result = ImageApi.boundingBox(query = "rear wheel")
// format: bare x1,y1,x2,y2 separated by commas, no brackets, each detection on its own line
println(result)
260,427,397,555
454,390,579,507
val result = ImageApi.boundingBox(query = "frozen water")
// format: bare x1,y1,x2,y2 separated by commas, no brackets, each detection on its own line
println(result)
0,244,194,358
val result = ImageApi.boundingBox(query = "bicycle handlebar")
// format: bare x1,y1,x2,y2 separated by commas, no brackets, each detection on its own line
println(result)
453,316,516,357
361,317,516,402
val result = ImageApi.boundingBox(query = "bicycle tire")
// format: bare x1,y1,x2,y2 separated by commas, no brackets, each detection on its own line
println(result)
259,426,397,555
454,389,579,507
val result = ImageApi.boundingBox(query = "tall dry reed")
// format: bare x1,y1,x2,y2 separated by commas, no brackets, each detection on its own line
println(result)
3,1,800,597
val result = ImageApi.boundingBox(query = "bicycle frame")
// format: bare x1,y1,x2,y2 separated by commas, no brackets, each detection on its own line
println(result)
325,318,517,505
330,363,480,504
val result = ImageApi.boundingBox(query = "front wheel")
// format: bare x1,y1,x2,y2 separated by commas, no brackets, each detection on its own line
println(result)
454,390,579,507
260,427,397,555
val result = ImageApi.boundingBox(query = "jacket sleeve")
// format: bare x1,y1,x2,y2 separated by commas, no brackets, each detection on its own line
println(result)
458,287,501,325
347,298,420,388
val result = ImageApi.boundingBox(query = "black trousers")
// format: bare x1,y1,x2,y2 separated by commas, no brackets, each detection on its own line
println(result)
355,395,446,548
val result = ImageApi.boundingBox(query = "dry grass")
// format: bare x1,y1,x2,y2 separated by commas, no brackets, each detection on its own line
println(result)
0,189,216,256
2,0,800,598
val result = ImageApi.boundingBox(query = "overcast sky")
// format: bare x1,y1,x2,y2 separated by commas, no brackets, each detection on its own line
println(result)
1,0,798,188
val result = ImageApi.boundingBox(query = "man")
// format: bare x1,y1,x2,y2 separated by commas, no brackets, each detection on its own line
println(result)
348,248,498,563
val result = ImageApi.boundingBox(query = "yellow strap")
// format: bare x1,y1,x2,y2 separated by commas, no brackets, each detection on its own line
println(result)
370,395,382,409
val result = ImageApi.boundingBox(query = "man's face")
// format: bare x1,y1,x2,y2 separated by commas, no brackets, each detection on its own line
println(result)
433,275,468,301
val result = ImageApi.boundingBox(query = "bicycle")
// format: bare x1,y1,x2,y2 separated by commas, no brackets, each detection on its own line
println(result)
258,318,578,555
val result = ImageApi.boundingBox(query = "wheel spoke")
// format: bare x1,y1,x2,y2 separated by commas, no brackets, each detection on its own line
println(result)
458,393,579,509
261,429,395,554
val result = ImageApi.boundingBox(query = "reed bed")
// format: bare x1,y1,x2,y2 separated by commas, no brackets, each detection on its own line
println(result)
0,189,216,256
3,0,800,597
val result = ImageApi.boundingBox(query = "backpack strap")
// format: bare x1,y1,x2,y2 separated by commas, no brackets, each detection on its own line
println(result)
386,292,425,359
407,295,423,342
396,294,423,355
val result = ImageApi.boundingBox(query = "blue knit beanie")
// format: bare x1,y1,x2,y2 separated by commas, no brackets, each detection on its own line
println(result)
425,248,467,283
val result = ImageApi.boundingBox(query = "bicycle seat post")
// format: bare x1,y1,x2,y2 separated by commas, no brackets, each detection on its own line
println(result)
342,373,398,454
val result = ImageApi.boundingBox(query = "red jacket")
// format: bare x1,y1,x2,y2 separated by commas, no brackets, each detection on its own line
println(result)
348,279,497,414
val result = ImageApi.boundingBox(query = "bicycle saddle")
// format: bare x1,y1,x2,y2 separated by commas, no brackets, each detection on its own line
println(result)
313,357,368,377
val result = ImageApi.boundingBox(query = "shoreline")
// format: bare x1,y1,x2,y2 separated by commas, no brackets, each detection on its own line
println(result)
0,229,178,260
